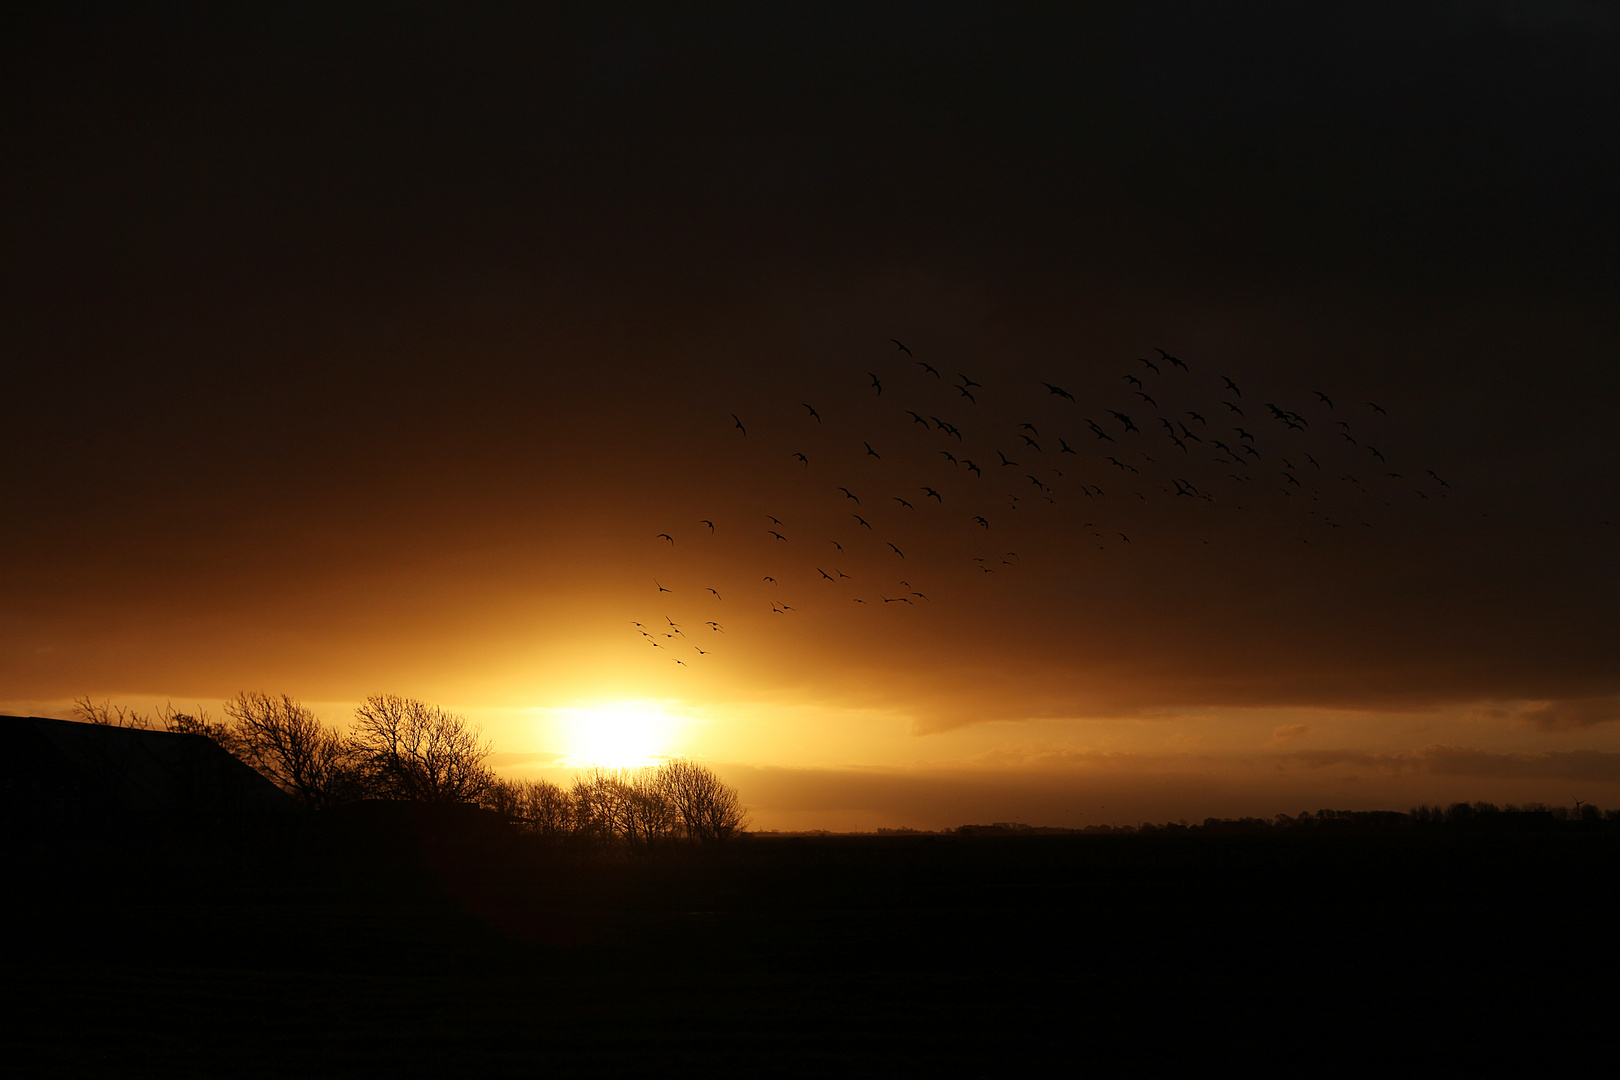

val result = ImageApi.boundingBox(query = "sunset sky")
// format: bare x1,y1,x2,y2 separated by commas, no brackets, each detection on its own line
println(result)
5,4,1617,829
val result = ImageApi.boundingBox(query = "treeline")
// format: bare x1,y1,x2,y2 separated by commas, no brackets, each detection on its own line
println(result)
73,693,746,845
948,803,1619,836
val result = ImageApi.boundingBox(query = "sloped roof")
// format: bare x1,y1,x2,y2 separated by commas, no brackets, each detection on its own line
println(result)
0,714,297,817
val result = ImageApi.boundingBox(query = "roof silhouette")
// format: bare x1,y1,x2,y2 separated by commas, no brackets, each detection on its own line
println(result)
0,714,296,820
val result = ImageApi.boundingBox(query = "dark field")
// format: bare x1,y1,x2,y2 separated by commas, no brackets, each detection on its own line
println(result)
8,811,1617,1075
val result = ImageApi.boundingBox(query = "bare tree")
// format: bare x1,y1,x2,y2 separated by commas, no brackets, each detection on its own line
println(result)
657,759,748,843
569,766,624,844
72,697,152,729
225,692,354,809
349,694,494,804
568,767,677,846
154,702,247,758
485,777,576,838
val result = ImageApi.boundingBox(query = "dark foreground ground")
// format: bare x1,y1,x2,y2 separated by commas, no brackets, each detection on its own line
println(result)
7,809,1617,1076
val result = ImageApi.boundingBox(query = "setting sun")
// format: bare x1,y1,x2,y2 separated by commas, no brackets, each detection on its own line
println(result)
556,703,680,768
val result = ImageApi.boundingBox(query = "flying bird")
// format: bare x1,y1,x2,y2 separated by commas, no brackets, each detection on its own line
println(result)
868,373,883,395
891,339,912,355
893,497,914,510
918,361,940,377
839,487,860,504
1043,383,1075,401
792,452,808,466
656,581,672,593
1313,391,1334,408
768,530,787,541
700,520,714,532
1137,358,1160,373
1157,348,1187,370
887,543,905,558
657,533,674,544
1221,376,1242,397
864,442,881,458
854,515,872,529
731,414,747,435
802,403,821,422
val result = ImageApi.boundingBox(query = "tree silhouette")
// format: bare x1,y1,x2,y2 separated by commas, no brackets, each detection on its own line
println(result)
349,694,494,804
225,692,354,809
658,758,748,844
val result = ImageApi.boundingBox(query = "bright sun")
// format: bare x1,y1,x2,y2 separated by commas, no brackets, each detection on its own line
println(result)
557,702,679,768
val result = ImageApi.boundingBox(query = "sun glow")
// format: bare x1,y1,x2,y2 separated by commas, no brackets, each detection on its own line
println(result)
556,702,681,768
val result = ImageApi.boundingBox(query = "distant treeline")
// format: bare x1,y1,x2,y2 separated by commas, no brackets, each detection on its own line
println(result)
776,803,1619,837
72,693,746,846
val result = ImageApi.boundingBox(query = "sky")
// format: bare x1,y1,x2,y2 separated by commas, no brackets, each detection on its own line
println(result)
5,3,1618,829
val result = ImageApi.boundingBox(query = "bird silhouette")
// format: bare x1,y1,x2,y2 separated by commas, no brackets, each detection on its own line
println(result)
700,520,714,532
864,442,881,459
731,414,747,435
657,533,674,544
868,373,883,395
1221,376,1242,397
1043,383,1075,401
887,543,905,558
891,339,911,355
839,487,860,504
918,361,940,377
802,403,821,422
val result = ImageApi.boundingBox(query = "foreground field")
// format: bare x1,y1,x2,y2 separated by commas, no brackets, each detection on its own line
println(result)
8,814,1617,1075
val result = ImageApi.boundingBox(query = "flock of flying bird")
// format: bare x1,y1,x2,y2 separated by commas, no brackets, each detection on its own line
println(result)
633,340,1454,667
